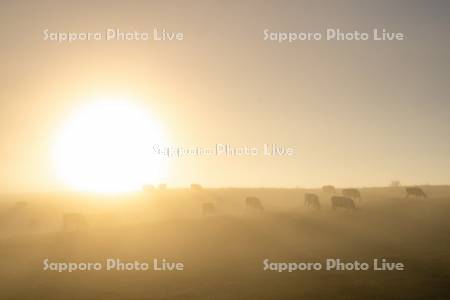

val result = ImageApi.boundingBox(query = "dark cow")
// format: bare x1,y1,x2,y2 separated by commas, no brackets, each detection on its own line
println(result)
405,187,427,198
342,188,362,202
246,197,264,211
331,196,356,211
202,203,216,215
304,193,321,209
63,213,89,232
322,185,336,194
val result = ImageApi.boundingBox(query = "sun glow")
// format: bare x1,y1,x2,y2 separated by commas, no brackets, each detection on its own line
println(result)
53,96,168,193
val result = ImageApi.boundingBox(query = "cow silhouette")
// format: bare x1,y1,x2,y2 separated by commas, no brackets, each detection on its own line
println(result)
63,213,89,232
405,187,427,198
342,188,362,202
246,197,264,211
331,196,356,211
322,185,336,194
202,202,216,215
304,193,321,209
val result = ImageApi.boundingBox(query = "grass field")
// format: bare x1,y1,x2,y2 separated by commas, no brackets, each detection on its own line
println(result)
0,186,449,299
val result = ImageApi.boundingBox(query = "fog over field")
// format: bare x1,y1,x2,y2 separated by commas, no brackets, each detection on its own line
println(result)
0,186,449,299
1,0,450,299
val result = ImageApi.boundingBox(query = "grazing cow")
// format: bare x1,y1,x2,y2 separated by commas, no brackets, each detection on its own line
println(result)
158,184,167,190
322,185,336,194
246,197,264,211
331,196,356,211
304,193,321,209
63,213,89,232
405,187,427,198
202,203,216,215
342,188,362,202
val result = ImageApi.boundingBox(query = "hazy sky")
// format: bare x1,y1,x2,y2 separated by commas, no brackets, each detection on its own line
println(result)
0,0,449,192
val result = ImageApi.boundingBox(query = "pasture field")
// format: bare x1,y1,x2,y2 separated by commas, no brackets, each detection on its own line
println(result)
0,186,449,299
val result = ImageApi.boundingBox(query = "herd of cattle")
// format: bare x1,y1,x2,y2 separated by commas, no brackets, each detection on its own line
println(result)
199,186,428,216
304,188,362,211
60,186,428,231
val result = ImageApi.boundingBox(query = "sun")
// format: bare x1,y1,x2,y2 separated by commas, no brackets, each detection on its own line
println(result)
53,96,168,193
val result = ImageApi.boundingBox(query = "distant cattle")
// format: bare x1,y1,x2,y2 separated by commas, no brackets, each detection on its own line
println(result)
304,193,321,209
158,184,167,190
331,196,357,211
405,187,427,198
63,213,89,232
246,197,264,212
342,188,362,202
202,203,216,215
322,185,336,194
